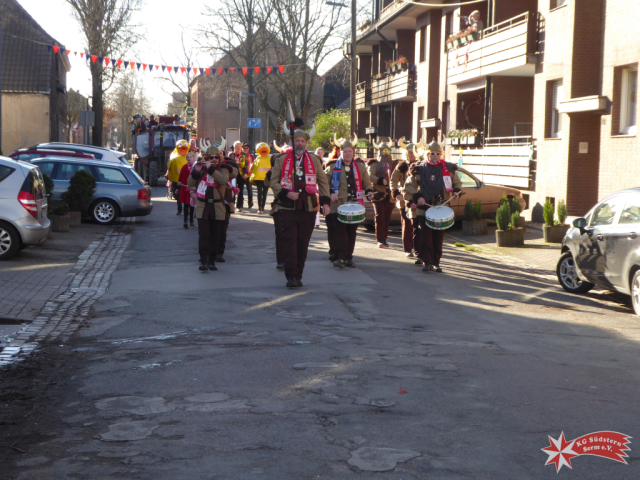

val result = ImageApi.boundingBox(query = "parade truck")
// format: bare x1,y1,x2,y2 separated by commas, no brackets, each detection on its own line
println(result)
132,117,192,187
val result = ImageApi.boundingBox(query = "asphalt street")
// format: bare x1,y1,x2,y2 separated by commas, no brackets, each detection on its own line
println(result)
1,188,639,479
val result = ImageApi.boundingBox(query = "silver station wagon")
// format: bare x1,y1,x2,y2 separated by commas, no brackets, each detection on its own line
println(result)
31,157,153,225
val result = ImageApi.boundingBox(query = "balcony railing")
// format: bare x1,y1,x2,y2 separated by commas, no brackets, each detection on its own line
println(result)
447,12,536,86
355,82,371,111
371,68,416,105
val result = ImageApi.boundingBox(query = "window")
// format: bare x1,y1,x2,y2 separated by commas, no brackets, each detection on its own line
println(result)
94,167,129,184
34,161,55,178
16,153,42,162
55,163,93,181
551,80,563,138
619,195,640,225
551,0,567,9
620,66,637,135
0,165,15,183
456,171,478,188
589,195,626,227
419,26,427,63
444,12,453,53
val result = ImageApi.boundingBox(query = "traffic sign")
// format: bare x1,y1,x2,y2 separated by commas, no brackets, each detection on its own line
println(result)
186,117,195,123
185,107,195,116
247,118,261,128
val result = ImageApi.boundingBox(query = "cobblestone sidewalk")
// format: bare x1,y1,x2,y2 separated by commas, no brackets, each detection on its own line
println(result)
0,231,130,366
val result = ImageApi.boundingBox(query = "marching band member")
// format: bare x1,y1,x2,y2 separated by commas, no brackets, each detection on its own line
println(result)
368,139,396,248
270,123,330,288
405,140,461,273
325,134,374,268
266,141,291,271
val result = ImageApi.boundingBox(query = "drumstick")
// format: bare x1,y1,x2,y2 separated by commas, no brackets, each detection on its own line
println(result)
425,191,465,208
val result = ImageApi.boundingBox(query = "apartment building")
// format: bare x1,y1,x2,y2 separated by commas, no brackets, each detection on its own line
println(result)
354,0,639,220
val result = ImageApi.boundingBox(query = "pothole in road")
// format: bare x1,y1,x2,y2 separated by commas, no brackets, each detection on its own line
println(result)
348,447,420,472
100,421,159,442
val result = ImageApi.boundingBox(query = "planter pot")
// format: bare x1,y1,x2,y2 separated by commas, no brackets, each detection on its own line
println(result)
543,224,569,243
495,228,524,247
454,38,463,47
69,211,82,226
50,214,70,233
446,138,452,145
451,138,459,145
467,135,479,145
462,220,487,236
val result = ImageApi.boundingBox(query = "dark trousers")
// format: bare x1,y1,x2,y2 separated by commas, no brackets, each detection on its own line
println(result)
256,181,268,210
197,205,224,258
172,182,182,213
272,210,285,264
400,206,414,253
373,197,393,243
280,209,316,280
236,177,253,208
326,210,337,256
328,213,357,261
218,204,231,257
417,216,445,265
412,216,422,258
183,204,194,224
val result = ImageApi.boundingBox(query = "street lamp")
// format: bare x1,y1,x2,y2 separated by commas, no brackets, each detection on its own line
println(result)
326,0,357,137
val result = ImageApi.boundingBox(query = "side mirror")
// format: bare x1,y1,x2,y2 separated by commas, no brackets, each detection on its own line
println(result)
573,217,587,235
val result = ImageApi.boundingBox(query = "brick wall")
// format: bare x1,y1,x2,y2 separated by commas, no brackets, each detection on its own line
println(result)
489,77,533,137
414,9,441,142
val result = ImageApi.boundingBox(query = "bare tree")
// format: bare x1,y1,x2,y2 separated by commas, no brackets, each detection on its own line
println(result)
66,89,87,142
66,0,143,147
107,71,151,152
156,32,198,115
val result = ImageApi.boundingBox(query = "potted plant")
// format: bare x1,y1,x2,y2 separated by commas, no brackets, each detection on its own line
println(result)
48,202,70,232
500,195,525,232
43,173,55,238
543,199,570,243
462,199,487,236
467,128,480,145
61,170,96,226
495,203,524,247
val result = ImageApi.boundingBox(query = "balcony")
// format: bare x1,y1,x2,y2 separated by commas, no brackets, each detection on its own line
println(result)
447,12,537,86
355,82,371,111
371,68,416,105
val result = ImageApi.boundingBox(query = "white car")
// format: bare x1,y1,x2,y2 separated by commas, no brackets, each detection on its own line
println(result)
37,143,129,165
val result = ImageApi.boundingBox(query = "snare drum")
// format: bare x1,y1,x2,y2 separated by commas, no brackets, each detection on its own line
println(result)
425,206,455,230
337,203,366,224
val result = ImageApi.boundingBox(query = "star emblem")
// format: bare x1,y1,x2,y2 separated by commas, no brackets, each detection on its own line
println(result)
542,432,579,472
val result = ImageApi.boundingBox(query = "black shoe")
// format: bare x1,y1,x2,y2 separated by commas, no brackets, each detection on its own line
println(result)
328,254,336,262
383,241,390,248
176,211,182,215
296,279,303,287
199,253,208,271
190,222,195,227
208,262,217,271
422,263,431,273
333,259,345,268
286,277,297,288
276,263,285,270
248,202,254,209
183,223,188,229
345,260,356,268
432,264,442,273
415,258,423,266
216,256,225,263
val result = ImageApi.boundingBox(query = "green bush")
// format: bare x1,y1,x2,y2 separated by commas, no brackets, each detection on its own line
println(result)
42,173,54,197
511,211,521,228
511,198,522,214
473,200,482,221
543,199,555,226
496,203,511,230
307,109,350,151
48,202,69,217
464,199,474,221
557,200,568,225
499,194,509,207
61,170,96,212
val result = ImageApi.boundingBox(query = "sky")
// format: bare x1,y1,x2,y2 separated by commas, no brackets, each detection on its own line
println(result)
18,0,346,114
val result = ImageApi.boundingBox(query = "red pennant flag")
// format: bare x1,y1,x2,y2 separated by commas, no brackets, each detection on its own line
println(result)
218,68,223,75
104,58,110,66
80,53,84,59
52,46,60,54
193,67,198,75
167,66,172,73
155,65,160,70
254,66,261,75
230,68,235,73
91,55,97,64
117,59,123,69
242,67,248,76
180,66,186,74
266,66,272,74
143,63,148,70
130,61,135,70
205,68,211,76
66,49,70,56
278,65,284,74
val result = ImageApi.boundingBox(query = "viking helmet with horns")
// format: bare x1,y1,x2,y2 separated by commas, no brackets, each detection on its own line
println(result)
199,137,226,156
427,138,443,154
282,120,316,142
372,138,393,155
333,133,359,150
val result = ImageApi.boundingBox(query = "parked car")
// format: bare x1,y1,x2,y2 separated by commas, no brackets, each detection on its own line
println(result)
0,156,49,260
37,143,130,165
31,157,152,225
7,148,94,162
557,188,640,315
361,165,526,228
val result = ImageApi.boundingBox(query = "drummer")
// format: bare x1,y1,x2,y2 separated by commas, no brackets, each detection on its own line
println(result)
405,139,461,273
325,134,374,268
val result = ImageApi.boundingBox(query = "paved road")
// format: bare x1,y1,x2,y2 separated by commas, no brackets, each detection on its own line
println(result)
1,189,639,479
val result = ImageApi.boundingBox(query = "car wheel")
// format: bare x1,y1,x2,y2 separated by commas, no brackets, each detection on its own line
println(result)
630,270,640,316
91,199,119,225
0,222,21,260
557,252,594,294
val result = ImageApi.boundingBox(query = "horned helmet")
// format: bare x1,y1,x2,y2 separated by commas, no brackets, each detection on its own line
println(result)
427,138,443,154
398,137,427,159
332,133,359,151
256,142,271,157
372,137,393,156
199,137,226,156
282,120,316,142
272,140,292,154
